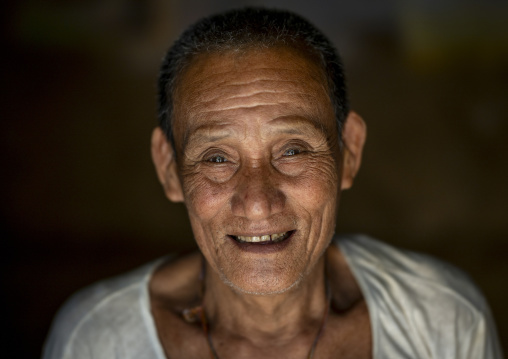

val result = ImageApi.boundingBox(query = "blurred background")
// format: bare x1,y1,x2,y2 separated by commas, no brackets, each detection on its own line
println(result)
2,0,507,357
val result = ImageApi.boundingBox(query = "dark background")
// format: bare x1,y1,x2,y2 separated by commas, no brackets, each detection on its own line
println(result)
2,0,507,357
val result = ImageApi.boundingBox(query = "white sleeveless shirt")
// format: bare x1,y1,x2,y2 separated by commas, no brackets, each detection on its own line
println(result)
43,235,503,358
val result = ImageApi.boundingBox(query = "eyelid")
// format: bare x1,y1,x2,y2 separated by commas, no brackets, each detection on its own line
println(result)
200,147,237,164
280,140,311,154
204,152,226,160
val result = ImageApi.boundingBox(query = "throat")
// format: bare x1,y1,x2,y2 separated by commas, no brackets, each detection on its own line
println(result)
199,259,331,351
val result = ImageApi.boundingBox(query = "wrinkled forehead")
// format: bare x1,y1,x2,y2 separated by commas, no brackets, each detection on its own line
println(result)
174,44,328,93
171,46,334,149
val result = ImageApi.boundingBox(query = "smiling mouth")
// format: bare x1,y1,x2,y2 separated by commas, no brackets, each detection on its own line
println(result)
231,231,293,244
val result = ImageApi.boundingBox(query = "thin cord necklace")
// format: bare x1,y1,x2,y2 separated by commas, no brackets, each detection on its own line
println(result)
182,259,332,359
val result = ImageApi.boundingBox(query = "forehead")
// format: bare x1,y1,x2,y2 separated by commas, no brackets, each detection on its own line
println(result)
172,47,335,148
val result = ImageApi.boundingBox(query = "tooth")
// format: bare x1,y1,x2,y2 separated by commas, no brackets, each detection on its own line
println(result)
278,232,289,242
271,232,284,241
233,232,291,243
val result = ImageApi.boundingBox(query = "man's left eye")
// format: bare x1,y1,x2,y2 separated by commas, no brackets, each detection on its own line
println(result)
283,148,301,156
208,155,227,163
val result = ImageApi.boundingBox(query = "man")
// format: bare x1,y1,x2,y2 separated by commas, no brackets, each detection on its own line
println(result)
44,8,502,358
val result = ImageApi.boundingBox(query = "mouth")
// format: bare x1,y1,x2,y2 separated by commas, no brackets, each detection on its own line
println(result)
230,230,294,244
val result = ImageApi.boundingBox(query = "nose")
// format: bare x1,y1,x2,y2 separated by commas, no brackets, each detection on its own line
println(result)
231,163,286,220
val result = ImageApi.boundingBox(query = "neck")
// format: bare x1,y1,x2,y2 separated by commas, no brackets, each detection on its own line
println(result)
202,257,328,346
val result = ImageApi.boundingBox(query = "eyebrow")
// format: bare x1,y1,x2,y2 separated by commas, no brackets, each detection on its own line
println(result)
184,116,328,150
268,116,328,137
183,123,234,150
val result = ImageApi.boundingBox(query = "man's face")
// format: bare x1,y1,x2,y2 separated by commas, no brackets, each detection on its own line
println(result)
172,47,342,294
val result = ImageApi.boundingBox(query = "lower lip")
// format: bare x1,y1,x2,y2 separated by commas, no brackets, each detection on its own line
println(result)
229,231,295,254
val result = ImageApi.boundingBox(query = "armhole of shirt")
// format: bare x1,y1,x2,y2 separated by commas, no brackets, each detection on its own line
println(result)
139,257,172,359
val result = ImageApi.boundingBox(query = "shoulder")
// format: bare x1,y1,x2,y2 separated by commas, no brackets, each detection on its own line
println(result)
43,259,165,359
335,234,486,310
334,234,503,358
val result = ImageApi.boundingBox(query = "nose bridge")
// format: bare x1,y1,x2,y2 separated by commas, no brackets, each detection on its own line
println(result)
231,160,285,220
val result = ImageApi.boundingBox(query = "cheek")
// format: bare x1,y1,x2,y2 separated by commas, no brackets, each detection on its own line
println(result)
283,157,339,210
181,171,234,220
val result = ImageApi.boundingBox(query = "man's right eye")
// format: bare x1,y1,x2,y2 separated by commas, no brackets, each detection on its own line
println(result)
208,155,227,163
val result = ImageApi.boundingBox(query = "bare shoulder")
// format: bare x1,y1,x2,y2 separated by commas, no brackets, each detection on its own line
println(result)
149,251,202,308
320,245,372,358
149,252,210,358
326,243,364,311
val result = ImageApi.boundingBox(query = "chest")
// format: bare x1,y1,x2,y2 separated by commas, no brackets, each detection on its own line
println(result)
152,301,372,359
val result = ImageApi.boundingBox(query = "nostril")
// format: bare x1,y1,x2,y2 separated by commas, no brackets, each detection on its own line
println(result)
230,166,286,219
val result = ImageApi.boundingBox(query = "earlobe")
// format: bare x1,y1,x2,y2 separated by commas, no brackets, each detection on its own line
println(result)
151,127,184,202
340,111,367,190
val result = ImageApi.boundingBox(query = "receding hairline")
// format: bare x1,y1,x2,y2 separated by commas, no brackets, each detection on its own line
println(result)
172,41,328,97
157,7,349,152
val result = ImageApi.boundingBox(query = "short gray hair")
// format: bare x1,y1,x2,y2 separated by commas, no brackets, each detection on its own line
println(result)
157,7,349,149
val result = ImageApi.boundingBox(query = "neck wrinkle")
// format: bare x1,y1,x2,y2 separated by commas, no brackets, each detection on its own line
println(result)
202,256,328,346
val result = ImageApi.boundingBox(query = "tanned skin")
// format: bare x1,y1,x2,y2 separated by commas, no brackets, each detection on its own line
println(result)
150,47,369,358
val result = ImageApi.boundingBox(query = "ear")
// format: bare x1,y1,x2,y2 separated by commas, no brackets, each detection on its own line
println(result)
341,111,367,190
151,127,184,202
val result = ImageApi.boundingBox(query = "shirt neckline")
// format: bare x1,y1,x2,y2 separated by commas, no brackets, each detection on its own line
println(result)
139,236,377,359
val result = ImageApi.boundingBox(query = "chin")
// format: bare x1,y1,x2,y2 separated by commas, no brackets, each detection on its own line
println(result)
217,266,305,296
